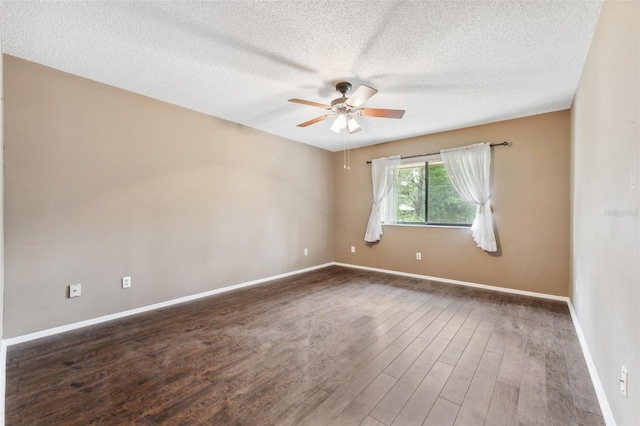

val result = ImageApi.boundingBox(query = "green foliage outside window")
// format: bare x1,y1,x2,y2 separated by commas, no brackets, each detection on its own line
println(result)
427,164,476,224
397,166,425,223
396,162,476,225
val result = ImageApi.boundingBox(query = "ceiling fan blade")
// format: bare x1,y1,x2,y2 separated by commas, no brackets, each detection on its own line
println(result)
359,108,405,119
288,98,331,109
297,115,332,127
346,85,378,107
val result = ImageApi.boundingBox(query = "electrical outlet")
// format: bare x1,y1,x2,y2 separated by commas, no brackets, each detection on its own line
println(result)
416,252,422,260
621,366,628,398
304,248,308,256
122,276,131,289
350,246,356,253
69,283,81,298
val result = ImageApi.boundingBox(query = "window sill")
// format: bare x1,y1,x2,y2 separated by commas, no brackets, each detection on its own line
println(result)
383,223,471,229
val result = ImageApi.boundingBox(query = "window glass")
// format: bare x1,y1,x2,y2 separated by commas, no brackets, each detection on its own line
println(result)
426,162,476,225
397,164,426,223
394,158,476,226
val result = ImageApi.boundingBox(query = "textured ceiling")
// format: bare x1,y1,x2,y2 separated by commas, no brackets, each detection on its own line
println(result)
1,1,602,152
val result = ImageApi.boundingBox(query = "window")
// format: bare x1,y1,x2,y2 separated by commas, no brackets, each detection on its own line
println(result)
395,157,476,226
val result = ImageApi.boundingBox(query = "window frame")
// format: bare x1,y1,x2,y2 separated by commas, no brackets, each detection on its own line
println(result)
395,155,474,228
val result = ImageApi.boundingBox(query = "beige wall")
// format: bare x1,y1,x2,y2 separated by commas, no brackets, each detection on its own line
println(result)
3,56,334,338
571,1,640,424
334,111,570,296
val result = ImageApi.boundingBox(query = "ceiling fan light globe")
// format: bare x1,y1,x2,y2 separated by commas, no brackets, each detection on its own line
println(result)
330,114,347,133
347,117,361,133
329,119,343,133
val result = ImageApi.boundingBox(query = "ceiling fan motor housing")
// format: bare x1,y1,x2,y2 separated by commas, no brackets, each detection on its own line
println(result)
335,82,352,96
332,82,357,114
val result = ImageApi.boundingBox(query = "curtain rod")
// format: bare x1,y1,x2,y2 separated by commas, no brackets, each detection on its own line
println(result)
365,141,511,164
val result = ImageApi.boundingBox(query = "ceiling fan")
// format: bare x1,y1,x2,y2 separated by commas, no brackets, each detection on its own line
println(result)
288,82,405,134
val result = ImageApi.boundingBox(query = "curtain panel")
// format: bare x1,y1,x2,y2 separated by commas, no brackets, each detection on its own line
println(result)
441,143,497,252
364,155,401,242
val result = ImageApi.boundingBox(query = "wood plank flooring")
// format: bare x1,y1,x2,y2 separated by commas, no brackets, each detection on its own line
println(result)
5,266,604,425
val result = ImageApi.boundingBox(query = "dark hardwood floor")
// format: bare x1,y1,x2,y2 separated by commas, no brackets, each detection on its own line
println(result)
6,266,604,425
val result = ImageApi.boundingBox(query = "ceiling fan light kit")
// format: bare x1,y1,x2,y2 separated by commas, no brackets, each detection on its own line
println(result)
347,117,361,133
289,81,405,134
329,114,347,133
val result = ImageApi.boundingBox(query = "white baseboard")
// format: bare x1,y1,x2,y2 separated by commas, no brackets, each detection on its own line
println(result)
0,340,6,426
333,262,616,426
335,262,615,424
2,262,567,347
332,262,569,301
567,301,616,426
0,262,331,426
2,262,333,347
0,261,614,426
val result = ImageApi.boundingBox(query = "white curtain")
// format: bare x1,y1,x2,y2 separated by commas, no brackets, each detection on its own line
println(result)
441,143,497,252
364,155,401,242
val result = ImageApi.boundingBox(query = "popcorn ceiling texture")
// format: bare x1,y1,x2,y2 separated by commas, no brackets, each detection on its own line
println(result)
0,1,602,151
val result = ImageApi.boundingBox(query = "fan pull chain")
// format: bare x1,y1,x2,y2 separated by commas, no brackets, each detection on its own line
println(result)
347,137,350,170
342,128,350,170
343,129,346,169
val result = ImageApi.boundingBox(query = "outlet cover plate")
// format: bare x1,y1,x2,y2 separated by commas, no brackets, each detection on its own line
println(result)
122,276,131,288
69,283,81,298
